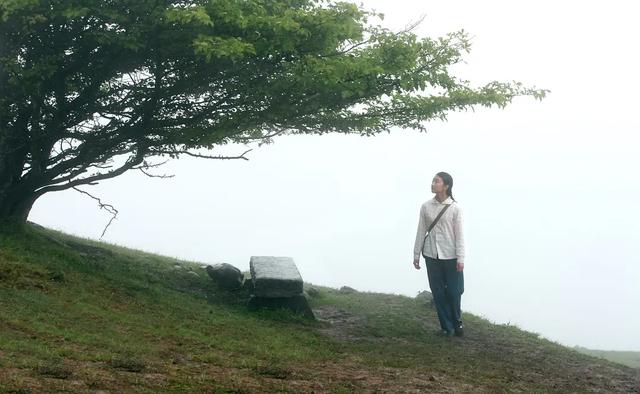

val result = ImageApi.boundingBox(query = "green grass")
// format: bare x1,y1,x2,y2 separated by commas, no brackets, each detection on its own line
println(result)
574,347,640,369
0,221,638,393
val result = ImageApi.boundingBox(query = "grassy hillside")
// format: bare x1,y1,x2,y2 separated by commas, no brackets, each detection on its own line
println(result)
574,347,640,369
1,222,639,393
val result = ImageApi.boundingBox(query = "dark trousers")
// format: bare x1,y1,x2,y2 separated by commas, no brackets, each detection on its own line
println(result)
425,257,464,332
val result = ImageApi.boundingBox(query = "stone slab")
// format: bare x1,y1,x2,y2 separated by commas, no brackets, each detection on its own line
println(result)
250,256,303,298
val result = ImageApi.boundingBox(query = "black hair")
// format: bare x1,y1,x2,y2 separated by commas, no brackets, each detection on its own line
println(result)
436,171,455,201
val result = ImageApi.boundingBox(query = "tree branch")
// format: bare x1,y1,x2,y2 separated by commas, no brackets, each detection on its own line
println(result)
154,148,253,161
72,186,118,239
34,146,146,196
133,159,174,178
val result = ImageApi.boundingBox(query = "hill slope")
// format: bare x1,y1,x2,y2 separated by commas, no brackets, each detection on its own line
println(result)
574,347,640,369
1,222,639,393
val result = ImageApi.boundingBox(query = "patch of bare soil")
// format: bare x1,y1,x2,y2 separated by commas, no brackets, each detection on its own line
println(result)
313,306,369,342
286,360,481,394
0,368,46,393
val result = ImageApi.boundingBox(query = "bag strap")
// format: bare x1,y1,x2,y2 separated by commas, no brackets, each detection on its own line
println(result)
422,202,453,258
426,203,452,235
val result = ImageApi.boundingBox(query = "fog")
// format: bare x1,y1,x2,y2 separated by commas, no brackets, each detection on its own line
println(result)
30,0,640,351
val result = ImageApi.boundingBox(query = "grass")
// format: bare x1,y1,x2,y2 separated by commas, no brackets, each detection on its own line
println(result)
0,221,638,393
574,347,640,369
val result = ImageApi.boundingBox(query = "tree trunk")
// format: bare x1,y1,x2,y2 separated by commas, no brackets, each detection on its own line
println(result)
0,134,34,223
0,185,37,223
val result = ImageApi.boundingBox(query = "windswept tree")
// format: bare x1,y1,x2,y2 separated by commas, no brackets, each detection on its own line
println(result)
0,0,545,222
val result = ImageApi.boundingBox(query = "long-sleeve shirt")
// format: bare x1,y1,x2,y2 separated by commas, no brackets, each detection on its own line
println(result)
413,197,465,262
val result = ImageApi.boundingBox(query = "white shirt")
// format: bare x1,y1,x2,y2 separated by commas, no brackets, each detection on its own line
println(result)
413,197,465,262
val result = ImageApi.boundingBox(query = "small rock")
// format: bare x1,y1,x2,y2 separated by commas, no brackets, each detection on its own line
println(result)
339,286,358,294
415,290,434,307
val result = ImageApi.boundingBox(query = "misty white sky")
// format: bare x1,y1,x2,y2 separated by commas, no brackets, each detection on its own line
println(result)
30,0,639,351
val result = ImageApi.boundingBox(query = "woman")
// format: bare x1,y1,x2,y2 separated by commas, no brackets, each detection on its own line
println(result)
413,172,465,337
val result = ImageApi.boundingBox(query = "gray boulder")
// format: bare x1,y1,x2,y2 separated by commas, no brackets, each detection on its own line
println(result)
339,286,358,294
205,263,243,290
250,256,303,298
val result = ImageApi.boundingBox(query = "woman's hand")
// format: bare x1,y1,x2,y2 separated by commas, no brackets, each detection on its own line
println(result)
413,259,421,270
456,261,464,272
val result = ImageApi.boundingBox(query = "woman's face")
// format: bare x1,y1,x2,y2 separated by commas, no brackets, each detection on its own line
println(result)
431,175,448,194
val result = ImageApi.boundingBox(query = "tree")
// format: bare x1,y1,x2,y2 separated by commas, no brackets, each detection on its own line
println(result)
0,0,546,222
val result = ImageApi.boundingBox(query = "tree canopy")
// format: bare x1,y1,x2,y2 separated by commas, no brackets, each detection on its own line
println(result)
0,0,546,222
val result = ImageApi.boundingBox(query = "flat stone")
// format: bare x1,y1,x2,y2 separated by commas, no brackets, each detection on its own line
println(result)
250,256,303,298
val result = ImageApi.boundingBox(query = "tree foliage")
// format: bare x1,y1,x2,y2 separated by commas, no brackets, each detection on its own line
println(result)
0,0,546,221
